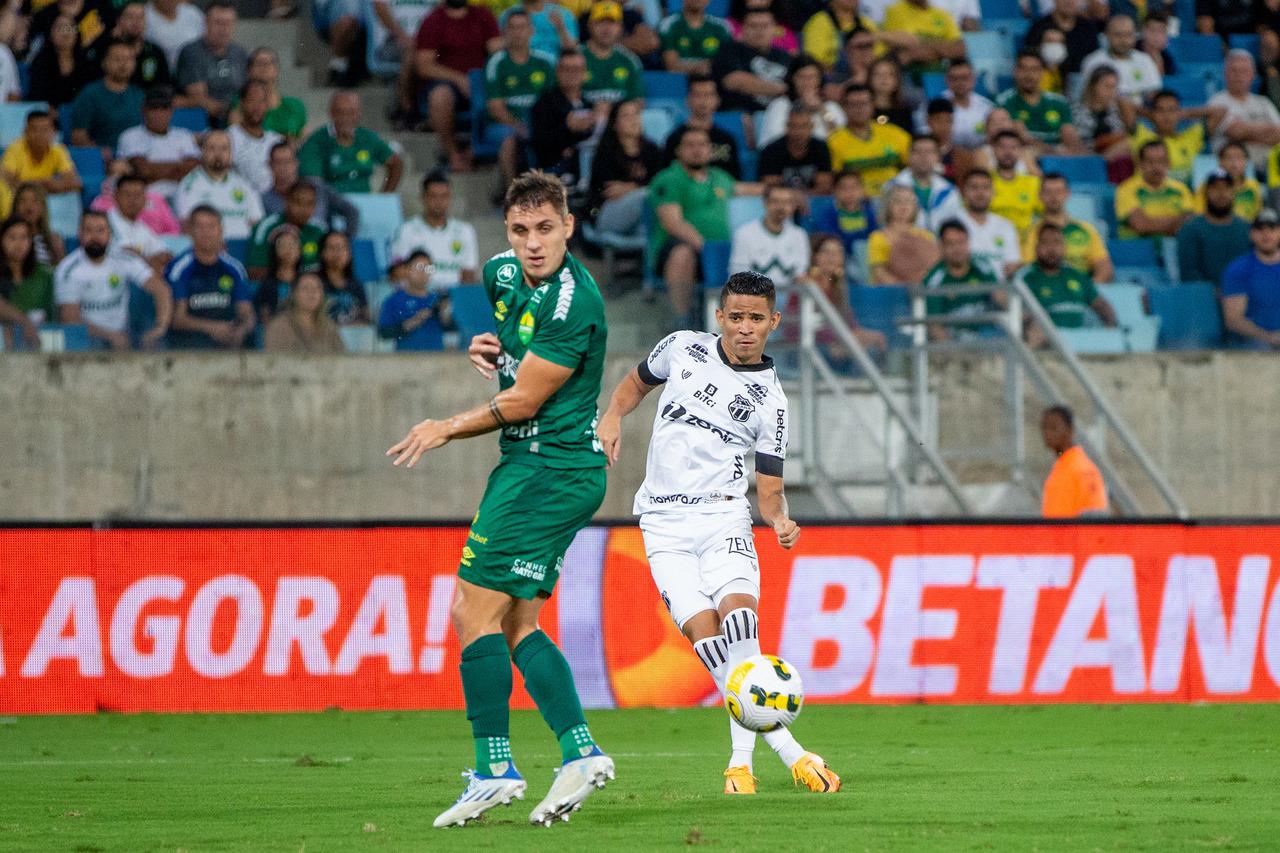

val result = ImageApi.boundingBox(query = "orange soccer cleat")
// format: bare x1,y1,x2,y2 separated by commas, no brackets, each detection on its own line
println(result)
723,765,757,795
790,753,841,793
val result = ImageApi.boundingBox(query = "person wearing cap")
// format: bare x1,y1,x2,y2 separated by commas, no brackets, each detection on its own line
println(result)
68,39,145,155
116,86,201,201
1177,168,1253,287
1114,139,1193,241
1221,209,1280,348
582,1,644,108
1040,405,1108,518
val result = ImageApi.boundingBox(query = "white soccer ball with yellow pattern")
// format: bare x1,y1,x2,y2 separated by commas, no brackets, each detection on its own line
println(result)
723,654,804,732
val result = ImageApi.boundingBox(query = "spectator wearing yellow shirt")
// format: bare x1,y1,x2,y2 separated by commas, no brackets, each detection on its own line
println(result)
1,112,81,197
1114,140,1193,240
989,130,1042,237
868,184,939,284
1130,89,1223,187
1195,141,1264,222
828,84,910,196
879,0,964,70
801,0,877,72
1021,173,1113,282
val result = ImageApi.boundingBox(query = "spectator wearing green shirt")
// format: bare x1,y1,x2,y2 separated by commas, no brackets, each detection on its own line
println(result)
922,219,999,341
659,0,731,76
1015,222,1116,348
582,2,644,108
483,10,554,190
649,126,760,328
232,49,308,140
298,91,403,193
0,217,53,349
247,181,326,280
69,40,145,157
995,50,1083,154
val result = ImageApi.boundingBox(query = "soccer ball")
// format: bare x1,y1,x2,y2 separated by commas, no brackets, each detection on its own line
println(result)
724,654,804,732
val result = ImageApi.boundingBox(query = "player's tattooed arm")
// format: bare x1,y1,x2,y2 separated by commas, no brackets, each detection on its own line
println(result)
598,367,660,467
387,352,574,468
757,474,800,549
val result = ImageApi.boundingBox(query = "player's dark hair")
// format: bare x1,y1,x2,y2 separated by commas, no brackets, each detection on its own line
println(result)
239,79,268,100
720,270,776,308
422,169,449,192
1144,9,1169,24
503,170,569,217
670,124,710,152
188,204,222,224
115,174,147,192
505,7,529,22
993,129,1022,146
25,110,51,125
926,97,954,115
946,58,971,72
269,140,294,160
938,218,968,239
287,180,318,199
1043,404,1073,428
80,209,110,227
1151,88,1179,106
686,73,716,94
842,82,871,100
961,168,991,186
911,132,939,148
1041,170,1066,185
1037,221,1064,238
1138,140,1166,160
1016,48,1043,65
833,168,862,187
1218,140,1248,159
762,183,792,200
319,230,356,282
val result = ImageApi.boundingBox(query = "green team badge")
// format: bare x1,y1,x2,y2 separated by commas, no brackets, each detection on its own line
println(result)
451,239,462,254
518,310,536,344
702,36,719,51
108,274,121,289
232,188,245,203
218,274,233,291
357,150,370,163
531,70,545,85
613,66,628,80
1046,110,1060,123
496,263,518,284
304,241,317,255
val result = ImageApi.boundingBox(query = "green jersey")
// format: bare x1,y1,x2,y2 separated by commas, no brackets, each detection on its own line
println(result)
995,89,1073,144
657,13,732,61
583,45,644,107
1016,263,1098,328
297,125,395,193
647,163,734,258
246,213,325,269
922,258,998,316
484,49,555,123
482,250,608,469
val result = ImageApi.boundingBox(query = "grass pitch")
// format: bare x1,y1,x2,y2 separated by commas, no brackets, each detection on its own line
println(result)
1,704,1277,851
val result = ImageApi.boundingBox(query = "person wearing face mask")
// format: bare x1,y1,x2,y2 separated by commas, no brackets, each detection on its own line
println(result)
1177,169,1253,287
1036,29,1069,94
1024,0,1099,80
54,209,172,351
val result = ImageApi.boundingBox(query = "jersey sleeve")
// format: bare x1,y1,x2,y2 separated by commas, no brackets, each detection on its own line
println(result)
164,257,188,300
638,331,681,384
755,387,788,477
528,282,602,369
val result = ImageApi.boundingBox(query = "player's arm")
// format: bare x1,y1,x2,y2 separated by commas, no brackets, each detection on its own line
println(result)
756,473,799,549
598,367,660,467
387,351,574,467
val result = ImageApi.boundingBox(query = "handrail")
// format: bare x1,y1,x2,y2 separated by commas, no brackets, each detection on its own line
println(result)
797,281,972,514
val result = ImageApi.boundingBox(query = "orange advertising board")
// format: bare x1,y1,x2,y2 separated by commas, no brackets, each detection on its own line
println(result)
3,524,1280,713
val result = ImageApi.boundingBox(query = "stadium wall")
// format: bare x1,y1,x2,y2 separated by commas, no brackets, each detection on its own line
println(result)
2,350,1280,519
3,523,1280,714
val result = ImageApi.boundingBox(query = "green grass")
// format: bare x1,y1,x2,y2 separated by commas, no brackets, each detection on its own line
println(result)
1,705,1278,851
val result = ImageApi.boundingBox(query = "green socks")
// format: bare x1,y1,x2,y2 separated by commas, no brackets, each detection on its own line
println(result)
512,630,598,763
460,634,514,776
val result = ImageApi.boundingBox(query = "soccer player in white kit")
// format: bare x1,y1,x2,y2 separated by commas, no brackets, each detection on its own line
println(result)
597,271,841,795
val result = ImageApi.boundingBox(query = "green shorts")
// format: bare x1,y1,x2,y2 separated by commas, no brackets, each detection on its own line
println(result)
458,462,606,599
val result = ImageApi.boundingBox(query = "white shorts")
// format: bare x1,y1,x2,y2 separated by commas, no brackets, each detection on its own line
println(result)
639,510,761,629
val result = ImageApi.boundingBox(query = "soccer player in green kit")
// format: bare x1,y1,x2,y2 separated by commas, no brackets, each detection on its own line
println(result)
387,172,612,829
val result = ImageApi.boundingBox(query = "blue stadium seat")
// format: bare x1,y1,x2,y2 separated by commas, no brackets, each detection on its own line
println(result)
128,282,156,341
986,17,1030,42
921,72,946,100
642,71,687,107
450,284,497,341
1168,34,1224,65
962,32,1015,91
1098,282,1160,351
1108,238,1158,268
1039,155,1108,184
163,234,193,255
727,195,763,233
713,112,756,180
802,195,834,232
361,0,401,79
1229,34,1261,55
348,193,404,268
339,324,377,352
0,101,46,147
1057,327,1127,354
700,239,730,290
70,146,105,206
171,107,209,133
37,323,91,352
1065,192,1102,236
16,61,28,99
979,0,1023,17
352,238,381,283
1163,74,1209,107
641,106,680,146
47,192,82,239
225,238,248,263
1148,282,1224,349
467,69,500,161
664,0,725,15
848,284,911,349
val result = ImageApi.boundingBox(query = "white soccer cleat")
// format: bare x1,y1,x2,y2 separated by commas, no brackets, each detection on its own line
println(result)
528,748,615,828
433,766,527,828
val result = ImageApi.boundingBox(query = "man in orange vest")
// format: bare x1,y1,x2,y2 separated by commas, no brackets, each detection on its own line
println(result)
1040,405,1109,518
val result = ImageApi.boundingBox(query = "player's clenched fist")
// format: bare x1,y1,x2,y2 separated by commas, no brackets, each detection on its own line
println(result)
774,517,800,549
468,332,502,379
387,418,452,468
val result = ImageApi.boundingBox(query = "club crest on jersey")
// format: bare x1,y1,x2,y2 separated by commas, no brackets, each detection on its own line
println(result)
728,394,755,423
518,310,536,344
496,263,518,284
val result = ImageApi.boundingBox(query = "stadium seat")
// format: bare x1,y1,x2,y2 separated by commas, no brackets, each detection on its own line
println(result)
1039,155,1108,184
664,0,725,15
1168,34,1224,65
171,107,209,133
921,72,946,100
352,238,381,283
641,106,679,146
450,284,497,341
642,71,687,107
979,0,1023,17
70,146,105,206
47,192,82,239
986,17,1030,42
727,195,763,233
1147,282,1224,349
962,32,1014,91
0,101,46,147
339,324,377,353
1065,193,1104,237
37,323,91,352
1057,327,1127,354
713,112,756,180
348,193,404,269
1108,238,1158,269
163,235,192,255
700,239,730,290
802,195,834,233
1163,74,1209,107
1098,282,1160,352
848,284,911,349
1229,34,1261,55
361,0,401,79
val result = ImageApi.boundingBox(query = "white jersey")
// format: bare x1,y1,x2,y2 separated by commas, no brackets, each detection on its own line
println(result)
53,247,154,333
116,124,201,199
389,215,480,290
108,208,166,259
174,167,264,239
634,330,789,516
957,209,1021,279
728,219,811,290
145,1,205,70
228,124,284,194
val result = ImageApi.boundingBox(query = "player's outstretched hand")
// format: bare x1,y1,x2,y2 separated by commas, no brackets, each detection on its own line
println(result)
387,418,452,468
468,333,502,380
774,518,800,549
597,414,621,467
